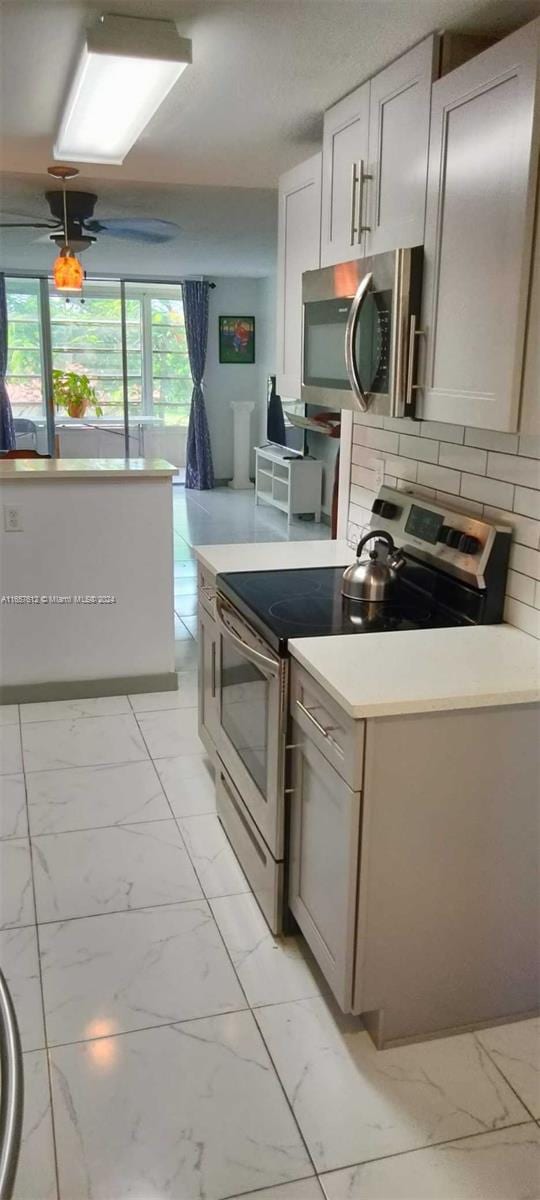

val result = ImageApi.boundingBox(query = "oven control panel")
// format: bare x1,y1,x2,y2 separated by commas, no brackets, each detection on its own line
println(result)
368,486,511,589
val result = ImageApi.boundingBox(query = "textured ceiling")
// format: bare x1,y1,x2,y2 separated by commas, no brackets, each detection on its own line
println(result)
1,0,539,276
2,0,539,188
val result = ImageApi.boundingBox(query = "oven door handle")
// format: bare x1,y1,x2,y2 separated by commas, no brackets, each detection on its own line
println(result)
215,596,281,678
344,271,373,413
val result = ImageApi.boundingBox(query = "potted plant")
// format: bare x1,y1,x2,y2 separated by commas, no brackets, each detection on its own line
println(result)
52,369,103,420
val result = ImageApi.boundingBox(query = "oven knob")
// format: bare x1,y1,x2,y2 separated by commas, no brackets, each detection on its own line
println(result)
437,524,453,544
438,525,462,547
458,534,481,555
372,499,400,519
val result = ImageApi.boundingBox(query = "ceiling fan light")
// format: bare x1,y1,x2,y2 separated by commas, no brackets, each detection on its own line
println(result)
53,246,84,293
54,15,192,165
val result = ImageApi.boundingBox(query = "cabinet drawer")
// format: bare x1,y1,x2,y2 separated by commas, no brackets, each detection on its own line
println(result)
198,564,216,616
291,662,364,789
215,758,283,935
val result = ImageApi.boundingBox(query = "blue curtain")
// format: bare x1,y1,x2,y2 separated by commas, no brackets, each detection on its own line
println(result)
183,280,214,490
0,274,15,451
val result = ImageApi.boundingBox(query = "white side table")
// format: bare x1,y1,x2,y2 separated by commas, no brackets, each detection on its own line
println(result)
229,400,255,490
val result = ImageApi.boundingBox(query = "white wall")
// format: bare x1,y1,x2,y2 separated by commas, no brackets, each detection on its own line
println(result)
205,275,276,480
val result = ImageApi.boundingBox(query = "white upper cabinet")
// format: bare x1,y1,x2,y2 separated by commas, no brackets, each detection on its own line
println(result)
321,83,370,266
367,37,437,254
276,153,322,399
420,20,540,432
321,37,436,266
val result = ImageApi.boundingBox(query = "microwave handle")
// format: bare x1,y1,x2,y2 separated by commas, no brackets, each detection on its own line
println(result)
344,271,373,412
215,595,281,678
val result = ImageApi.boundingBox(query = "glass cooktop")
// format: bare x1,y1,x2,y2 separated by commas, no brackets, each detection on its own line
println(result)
217,566,464,655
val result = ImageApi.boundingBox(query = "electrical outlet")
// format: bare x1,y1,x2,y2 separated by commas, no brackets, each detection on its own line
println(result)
374,459,385,490
3,506,23,533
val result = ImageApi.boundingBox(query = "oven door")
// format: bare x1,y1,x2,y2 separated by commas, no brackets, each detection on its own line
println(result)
214,595,287,858
301,248,422,418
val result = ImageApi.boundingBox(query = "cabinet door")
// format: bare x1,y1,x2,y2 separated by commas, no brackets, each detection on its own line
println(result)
289,725,361,1009
276,154,322,399
198,603,219,756
420,21,540,431
367,36,437,254
321,82,370,266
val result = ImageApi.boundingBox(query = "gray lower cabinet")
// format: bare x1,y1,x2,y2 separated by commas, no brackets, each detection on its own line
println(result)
197,601,219,757
288,723,362,1010
288,661,540,1047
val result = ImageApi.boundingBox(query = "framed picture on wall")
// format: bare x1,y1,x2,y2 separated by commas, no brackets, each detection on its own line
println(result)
218,315,255,364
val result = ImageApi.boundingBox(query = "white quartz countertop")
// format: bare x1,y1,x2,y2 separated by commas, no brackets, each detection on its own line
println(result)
195,539,352,575
0,458,176,480
289,624,540,719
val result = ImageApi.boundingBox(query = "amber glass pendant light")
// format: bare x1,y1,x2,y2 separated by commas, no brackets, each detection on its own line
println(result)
48,166,85,294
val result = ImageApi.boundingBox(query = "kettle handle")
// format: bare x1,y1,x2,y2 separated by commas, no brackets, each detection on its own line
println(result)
356,529,394,558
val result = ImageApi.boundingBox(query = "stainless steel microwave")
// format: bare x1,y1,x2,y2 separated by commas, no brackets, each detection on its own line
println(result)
301,247,423,417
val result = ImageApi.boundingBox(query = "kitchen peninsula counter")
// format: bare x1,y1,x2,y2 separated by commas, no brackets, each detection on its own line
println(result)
0,459,176,701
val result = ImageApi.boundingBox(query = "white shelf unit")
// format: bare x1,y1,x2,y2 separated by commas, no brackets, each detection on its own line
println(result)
255,445,323,524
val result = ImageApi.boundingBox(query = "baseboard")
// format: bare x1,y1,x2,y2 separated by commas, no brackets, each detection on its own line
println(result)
0,672,178,705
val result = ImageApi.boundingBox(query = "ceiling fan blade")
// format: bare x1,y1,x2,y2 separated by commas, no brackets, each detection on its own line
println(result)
0,221,61,229
85,217,180,244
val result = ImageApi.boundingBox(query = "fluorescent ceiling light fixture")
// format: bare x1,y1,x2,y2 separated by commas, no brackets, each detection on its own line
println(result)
54,14,192,165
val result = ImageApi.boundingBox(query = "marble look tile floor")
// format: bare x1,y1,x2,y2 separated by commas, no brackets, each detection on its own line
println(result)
1,678,539,1200
1,494,539,1199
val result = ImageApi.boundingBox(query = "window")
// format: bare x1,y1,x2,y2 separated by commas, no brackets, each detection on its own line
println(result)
50,287,142,420
5,279,45,422
5,279,192,427
149,295,192,425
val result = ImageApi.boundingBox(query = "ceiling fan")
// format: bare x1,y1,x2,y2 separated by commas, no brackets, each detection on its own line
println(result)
0,166,180,251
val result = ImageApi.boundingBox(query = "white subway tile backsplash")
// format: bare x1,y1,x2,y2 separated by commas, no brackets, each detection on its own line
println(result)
487,451,540,489
460,473,514,509
354,426,400,454
506,569,536,606
421,421,464,444
504,596,540,638
384,417,420,436
347,413,540,637
510,543,540,581
399,434,438,463
351,464,377,490
417,462,461,493
353,411,385,429
514,486,540,521
438,443,487,474
482,506,540,550
464,429,520,454
519,434,540,458
384,455,418,482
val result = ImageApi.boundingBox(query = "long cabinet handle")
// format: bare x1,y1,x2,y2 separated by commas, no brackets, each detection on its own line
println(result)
296,699,337,739
404,314,425,417
350,161,359,246
357,159,373,246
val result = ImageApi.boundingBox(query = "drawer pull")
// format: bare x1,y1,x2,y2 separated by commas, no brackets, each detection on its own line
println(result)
296,699,337,740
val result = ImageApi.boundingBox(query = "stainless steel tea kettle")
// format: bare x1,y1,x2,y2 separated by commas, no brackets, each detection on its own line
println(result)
342,530,405,602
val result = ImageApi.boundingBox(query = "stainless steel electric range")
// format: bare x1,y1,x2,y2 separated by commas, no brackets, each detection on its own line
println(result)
211,487,512,931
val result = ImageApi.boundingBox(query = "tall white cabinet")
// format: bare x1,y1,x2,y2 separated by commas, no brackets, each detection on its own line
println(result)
276,153,322,399
420,21,540,432
321,36,437,266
